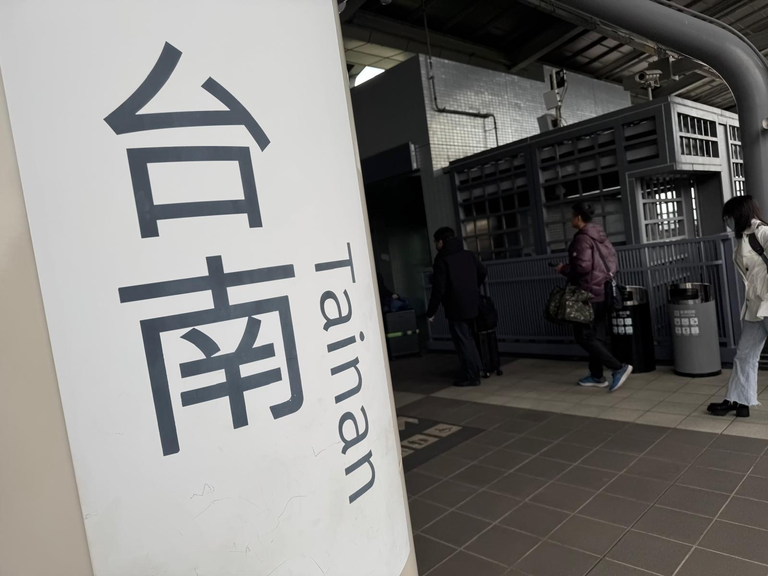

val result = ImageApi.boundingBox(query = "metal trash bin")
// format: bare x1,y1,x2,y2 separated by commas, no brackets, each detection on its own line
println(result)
611,286,656,373
669,283,721,377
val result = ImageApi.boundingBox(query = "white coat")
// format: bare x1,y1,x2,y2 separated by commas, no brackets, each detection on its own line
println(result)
734,219,768,321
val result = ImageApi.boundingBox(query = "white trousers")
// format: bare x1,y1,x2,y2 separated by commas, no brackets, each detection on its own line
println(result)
726,319,766,406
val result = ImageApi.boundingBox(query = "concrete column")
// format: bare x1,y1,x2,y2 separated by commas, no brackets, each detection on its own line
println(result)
0,70,95,576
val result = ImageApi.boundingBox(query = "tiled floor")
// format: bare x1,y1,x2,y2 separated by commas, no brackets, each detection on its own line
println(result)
391,355,768,440
391,355,768,575
399,394,768,576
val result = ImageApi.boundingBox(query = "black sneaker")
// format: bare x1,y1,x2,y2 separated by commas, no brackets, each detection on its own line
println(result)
736,404,751,418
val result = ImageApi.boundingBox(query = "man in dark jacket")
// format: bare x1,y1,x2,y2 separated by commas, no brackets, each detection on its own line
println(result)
427,227,487,387
557,202,632,392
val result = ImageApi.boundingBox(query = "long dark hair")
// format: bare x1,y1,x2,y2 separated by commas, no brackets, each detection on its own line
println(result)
723,195,767,237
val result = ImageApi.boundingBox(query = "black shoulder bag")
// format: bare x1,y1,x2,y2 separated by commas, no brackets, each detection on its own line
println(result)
748,228,768,270
593,242,625,311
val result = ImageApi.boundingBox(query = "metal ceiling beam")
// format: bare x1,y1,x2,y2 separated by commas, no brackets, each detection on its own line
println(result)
516,0,661,58
343,11,514,71
406,0,444,23
340,0,369,23
506,21,583,70
557,0,768,213
652,71,710,98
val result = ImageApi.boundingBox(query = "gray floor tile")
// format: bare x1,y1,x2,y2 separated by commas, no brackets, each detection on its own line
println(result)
479,449,530,471
514,541,598,576
587,559,657,575
497,419,542,435
530,482,596,513
644,439,705,464
562,429,613,449
625,457,688,482
527,424,574,442
581,419,629,435
557,466,617,491
750,455,768,478
516,410,555,423
602,435,657,455
420,480,477,508
710,435,768,456
472,429,519,448
719,496,768,531
578,493,650,527
619,423,670,441
428,550,508,576
489,472,548,500
580,449,638,472
499,503,570,538
409,498,451,532
736,475,768,502
675,548,768,576
515,457,571,480
465,412,515,431
633,506,711,544
549,515,625,555
604,474,671,503
452,464,509,488
656,485,729,517
447,441,496,462
465,525,541,567
418,455,472,479
546,414,592,430
677,466,745,494
414,534,456,575
407,471,443,497
664,429,718,448
539,443,593,463
421,511,492,548
694,449,759,474
607,531,691,576
458,490,521,522
505,436,553,456
700,520,768,565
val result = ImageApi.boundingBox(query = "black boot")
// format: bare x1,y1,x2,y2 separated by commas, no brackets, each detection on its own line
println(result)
707,400,734,414
709,400,737,417
736,404,751,418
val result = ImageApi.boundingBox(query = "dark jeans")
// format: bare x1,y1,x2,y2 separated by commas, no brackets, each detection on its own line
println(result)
449,319,483,383
573,302,622,379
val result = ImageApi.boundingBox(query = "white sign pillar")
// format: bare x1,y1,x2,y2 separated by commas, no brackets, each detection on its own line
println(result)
0,1,416,574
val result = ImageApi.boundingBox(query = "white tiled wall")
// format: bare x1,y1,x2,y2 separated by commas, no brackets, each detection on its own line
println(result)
419,55,632,170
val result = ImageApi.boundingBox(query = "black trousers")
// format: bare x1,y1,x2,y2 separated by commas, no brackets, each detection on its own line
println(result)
449,319,483,383
573,302,622,379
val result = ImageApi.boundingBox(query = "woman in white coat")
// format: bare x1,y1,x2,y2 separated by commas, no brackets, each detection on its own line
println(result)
709,195,768,418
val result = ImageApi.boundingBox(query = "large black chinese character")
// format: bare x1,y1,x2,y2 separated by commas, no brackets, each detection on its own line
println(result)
119,256,303,456
105,42,269,238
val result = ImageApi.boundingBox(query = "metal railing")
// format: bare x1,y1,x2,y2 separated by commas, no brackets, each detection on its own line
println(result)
424,233,743,361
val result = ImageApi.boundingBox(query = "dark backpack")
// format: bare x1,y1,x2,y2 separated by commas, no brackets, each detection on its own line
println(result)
476,295,498,331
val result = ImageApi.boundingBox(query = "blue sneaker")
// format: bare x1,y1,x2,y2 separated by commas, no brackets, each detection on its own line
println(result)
610,364,633,392
578,375,608,388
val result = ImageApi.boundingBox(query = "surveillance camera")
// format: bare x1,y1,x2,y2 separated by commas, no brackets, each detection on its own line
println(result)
635,69,662,83
380,0,392,4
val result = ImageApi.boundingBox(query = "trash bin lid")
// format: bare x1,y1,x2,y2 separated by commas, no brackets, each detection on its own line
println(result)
669,282,713,304
621,286,648,306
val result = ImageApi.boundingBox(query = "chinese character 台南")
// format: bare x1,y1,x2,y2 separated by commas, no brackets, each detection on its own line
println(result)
105,42,270,237
119,256,303,456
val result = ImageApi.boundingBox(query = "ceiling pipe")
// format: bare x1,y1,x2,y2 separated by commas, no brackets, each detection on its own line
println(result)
557,0,768,205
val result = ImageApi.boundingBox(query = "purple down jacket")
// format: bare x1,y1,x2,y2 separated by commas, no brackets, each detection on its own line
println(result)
560,224,618,302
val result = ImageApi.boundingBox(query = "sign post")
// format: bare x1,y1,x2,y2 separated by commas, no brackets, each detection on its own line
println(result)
0,1,415,574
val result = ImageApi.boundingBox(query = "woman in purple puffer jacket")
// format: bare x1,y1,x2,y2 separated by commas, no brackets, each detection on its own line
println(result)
556,202,633,392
